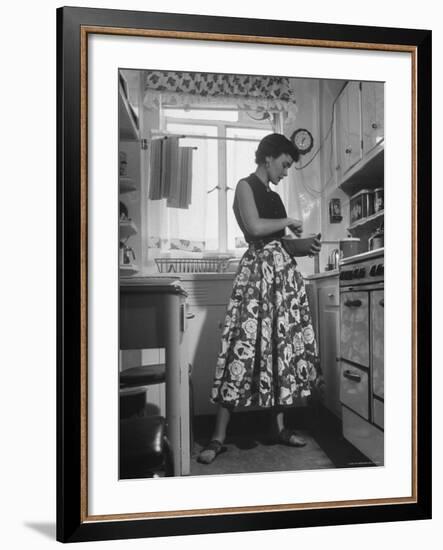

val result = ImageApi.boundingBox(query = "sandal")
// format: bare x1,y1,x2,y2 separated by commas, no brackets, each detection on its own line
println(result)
277,428,307,447
197,440,226,464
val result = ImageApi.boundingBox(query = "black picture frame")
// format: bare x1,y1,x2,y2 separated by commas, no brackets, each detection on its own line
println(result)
57,6,432,543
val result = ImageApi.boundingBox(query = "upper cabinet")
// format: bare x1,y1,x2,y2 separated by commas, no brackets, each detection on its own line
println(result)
334,81,362,179
334,81,384,195
361,82,384,156
119,77,140,142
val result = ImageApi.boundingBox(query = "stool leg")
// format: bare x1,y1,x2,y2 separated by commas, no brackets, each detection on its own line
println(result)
163,436,174,477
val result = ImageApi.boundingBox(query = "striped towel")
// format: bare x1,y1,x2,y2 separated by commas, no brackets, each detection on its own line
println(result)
167,145,193,209
148,139,163,200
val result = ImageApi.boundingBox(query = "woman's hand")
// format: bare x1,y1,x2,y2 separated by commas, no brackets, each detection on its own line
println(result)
308,235,322,257
287,218,303,237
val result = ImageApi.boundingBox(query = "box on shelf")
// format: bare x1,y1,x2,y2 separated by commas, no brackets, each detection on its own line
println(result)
350,189,374,225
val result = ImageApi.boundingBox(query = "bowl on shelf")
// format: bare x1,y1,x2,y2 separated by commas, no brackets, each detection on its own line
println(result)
282,233,321,257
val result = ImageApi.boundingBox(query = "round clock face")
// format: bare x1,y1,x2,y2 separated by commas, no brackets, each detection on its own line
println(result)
291,128,314,154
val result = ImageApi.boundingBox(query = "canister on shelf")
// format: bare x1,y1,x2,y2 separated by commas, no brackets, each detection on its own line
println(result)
349,189,374,225
340,237,360,258
374,188,384,213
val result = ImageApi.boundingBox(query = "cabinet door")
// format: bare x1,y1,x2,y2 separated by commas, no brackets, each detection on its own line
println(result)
186,305,227,416
371,290,384,399
340,290,369,367
335,82,362,178
362,81,384,155
318,286,341,417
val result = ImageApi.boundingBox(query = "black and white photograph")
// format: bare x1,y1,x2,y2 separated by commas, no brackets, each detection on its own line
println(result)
50,4,433,545
118,69,385,479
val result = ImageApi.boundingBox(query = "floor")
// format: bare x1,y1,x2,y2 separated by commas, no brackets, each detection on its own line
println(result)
121,395,375,478
189,405,374,477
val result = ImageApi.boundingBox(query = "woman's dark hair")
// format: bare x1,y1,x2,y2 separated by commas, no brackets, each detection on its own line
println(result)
255,133,300,164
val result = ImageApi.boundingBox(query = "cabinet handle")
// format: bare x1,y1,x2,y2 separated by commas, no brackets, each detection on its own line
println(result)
343,369,362,383
379,298,384,307
186,313,195,319
344,299,362,307
207,185,221,194
345,147,352,154
328,293,334,298
371,122,378,129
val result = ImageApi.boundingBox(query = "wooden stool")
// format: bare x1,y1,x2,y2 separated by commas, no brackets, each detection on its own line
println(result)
119,363,194,477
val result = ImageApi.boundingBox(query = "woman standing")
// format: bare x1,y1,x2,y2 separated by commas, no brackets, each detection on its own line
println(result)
198,133,323,464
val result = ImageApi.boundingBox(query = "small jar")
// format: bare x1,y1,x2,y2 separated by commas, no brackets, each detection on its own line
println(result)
374,188,384,213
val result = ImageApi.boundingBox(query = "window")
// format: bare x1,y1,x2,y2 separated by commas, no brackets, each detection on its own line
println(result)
162,108,271,254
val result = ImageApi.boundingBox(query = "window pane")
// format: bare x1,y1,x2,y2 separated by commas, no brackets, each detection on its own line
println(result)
226,127,270,252
166,123,219,252
164,108,238,122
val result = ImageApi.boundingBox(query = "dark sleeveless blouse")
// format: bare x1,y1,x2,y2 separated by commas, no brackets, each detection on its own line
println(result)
233,173,287,244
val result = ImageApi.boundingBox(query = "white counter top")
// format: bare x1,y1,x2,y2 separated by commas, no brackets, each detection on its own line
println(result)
304,269,339,281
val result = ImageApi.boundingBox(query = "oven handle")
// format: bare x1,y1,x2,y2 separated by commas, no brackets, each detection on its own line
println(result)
343,369,362,383
344,299,362,308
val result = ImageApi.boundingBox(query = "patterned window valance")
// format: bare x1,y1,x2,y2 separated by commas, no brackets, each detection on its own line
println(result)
143,71,297,113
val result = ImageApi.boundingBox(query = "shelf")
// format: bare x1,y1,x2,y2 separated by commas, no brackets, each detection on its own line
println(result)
120,264,139,277
339,144,384,196
119,219,138,240
348,210,384,232
119,176,137,194
119,80,139,142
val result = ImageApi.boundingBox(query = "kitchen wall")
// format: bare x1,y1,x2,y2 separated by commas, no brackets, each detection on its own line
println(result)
284,77,348,275
318,79,349,270
284,78,322,275
127,72,349,276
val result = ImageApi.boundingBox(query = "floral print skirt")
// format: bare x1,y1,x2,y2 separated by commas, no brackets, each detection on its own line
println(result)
211,240,322,409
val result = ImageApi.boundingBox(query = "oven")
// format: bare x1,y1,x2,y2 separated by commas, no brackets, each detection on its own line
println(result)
339,248,384,465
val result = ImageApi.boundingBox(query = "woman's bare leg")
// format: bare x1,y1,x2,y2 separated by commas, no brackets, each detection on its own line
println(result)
211,404,231,443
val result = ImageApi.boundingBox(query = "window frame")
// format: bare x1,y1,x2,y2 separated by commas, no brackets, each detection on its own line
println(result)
161,108,272,254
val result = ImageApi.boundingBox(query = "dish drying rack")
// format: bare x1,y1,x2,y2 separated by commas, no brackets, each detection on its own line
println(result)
155,257,231,273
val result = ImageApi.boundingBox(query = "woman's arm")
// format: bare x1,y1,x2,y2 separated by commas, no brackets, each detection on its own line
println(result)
236,179,302,238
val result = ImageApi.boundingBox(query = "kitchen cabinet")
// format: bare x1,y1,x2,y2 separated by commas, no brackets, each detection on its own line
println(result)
119,78,139,142
119,74,140,277
334,81,384,196
334,81,362,179
180,275,234,416
318,282,341,418
361,82,384,156
371,290,384,429
305,273,341,418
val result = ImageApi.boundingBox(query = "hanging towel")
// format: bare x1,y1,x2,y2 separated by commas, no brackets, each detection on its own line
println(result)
181,146,193,208
161,136,180,200
148,139,163,200
167,145,193,209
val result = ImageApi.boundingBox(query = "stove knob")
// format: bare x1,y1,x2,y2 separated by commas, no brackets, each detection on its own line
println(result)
376,264,384,276
358,267,366,278
369,264,377,276
352,268,360,279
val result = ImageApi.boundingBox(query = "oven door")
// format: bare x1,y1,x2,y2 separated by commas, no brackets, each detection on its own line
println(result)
340,290,369,367
371,289,384,428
